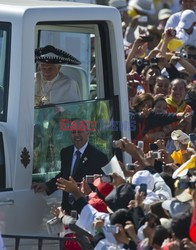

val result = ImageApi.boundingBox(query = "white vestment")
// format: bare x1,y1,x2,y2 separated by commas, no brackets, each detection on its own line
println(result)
35,71,81,105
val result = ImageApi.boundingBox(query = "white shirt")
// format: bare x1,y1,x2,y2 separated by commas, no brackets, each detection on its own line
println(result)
70,141,88,175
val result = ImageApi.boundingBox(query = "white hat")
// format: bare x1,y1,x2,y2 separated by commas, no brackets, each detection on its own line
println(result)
178,10,196,29
128,0,156,16
162,198,191,218
132,170,154,191
158,8,172,21
109,0,128,11
160,218,172,230
171,130,189,144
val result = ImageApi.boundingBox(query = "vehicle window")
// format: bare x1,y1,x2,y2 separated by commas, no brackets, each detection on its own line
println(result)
33,22,119,182
0,23,11,121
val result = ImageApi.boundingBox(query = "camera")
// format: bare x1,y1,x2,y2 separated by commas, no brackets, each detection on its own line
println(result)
135,58,149,67
166,29,176,37
137,141,144,151
100,175,113,183
105,224,119,234
113,140,123,148
176,51,188,59
152,151,161,159
70,210,78,220
126,163,136,171
138,16,148,23
85,175,95,183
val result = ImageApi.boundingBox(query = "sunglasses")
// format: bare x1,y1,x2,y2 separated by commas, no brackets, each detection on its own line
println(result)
188,54,196,59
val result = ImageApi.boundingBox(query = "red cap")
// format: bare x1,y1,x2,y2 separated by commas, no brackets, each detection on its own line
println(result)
93,177,113,197
88,197,108,213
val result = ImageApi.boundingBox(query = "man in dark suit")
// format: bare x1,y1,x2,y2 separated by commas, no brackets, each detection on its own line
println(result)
31,120,108,213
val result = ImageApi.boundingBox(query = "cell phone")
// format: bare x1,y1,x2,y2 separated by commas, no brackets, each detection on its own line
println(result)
70,210,78,220
137,141,144,151
149,143,158,151
189,133,196,142
85,175,94,183
140,36,153,42
105,224,119,234
126,163,135,171
153,151,161,159
100,175,113,183
139,183,147,196
138,16,148,23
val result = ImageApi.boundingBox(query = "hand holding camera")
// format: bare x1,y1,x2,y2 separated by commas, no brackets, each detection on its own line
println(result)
166,28,176,38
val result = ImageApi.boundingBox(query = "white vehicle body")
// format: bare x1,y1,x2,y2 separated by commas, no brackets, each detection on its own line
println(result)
0,0,129,240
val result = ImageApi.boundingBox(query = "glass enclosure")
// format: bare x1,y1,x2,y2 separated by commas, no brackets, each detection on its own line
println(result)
33,22,119,182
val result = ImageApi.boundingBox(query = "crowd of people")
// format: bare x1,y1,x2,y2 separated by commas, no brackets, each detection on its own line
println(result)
31,0,196,249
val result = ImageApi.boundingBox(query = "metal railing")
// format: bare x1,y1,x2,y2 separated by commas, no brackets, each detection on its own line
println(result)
2,234,88,250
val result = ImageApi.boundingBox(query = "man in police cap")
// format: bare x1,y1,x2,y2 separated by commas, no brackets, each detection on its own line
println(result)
34,45,81,106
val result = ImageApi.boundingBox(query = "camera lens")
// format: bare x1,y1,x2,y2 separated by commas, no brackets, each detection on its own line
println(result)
136,59,143,66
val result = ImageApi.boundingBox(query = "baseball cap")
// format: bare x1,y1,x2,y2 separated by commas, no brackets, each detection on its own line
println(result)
93,177,113,198
162,198,191,218
158,8,172,21
178,10,196,29
171,130,189,144
88,197,108,213
132,170,155,191
105,183,135,212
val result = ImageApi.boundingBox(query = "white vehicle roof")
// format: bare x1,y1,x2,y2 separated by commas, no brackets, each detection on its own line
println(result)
0,0,103,8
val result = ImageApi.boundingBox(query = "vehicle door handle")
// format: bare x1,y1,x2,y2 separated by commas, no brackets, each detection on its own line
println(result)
0,200,14,206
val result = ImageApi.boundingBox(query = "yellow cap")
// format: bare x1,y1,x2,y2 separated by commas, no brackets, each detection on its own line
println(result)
167,39,184,52
128,7,137,18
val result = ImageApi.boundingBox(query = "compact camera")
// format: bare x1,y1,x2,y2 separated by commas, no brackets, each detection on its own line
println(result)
85,174,101,183
152,151,161,159
137,141,144,151
105,224,119,234
166,29,176,37
176,51,188,59
100,175,113,183
135,58,149,67
126,163,136,171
